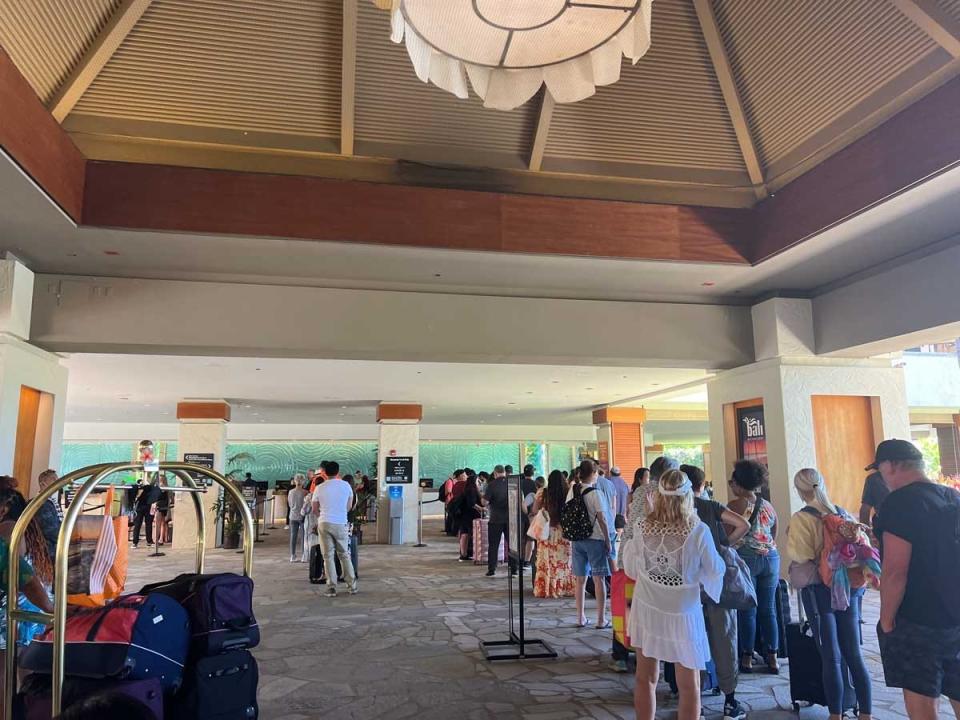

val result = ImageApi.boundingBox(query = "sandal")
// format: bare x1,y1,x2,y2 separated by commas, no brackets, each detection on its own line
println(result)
576,618,592,628
596,621,612,630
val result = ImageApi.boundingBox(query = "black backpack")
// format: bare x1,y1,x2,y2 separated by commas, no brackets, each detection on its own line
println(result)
560,485,596,542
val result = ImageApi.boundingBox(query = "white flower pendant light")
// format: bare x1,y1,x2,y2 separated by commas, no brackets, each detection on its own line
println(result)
373,0,654,110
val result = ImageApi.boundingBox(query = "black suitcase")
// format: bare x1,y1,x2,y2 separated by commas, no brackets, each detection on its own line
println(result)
171,649,258,720
787,590,858,713
308,536,359,584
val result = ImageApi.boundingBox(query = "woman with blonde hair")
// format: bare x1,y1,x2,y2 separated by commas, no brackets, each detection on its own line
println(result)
621,469,724,720
788,468,873,720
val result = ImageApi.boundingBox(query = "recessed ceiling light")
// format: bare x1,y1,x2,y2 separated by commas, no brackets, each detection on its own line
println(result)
525,391,534,394
251,412,259,416
551,380,560,384
243,404,251,408
652,383,660,386
255,368,261,371
103,250,120,256
341,405,348,409
416,371,422,375
701,281,715,287
585,387,595,391
496,414,502,417
507,402,517,405
339,413,345,416
434,273,441,278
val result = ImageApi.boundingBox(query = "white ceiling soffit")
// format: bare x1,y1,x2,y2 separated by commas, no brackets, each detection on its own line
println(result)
62,354,710,426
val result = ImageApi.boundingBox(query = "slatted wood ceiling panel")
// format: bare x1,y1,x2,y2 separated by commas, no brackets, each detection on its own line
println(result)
544,0,745,172
0,0,119,102
73,0,342,138
940,0,960,21
713,0,941,169
355,0,537,166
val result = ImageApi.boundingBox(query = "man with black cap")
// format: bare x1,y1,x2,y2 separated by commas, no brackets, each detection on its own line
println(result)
871,439,960,719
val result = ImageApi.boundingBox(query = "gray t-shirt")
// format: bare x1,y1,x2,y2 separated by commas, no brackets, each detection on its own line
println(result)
566,483,608,541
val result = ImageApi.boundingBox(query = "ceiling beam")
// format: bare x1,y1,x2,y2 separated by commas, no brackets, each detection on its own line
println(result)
693,0,767,200
528,90,555,172
340,0,359,156
891,0,960,58
47,0,153,123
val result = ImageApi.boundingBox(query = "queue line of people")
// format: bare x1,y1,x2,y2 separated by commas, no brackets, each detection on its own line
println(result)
438,440,960,720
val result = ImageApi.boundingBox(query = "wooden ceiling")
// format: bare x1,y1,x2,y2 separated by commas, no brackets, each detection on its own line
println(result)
1,0,959,210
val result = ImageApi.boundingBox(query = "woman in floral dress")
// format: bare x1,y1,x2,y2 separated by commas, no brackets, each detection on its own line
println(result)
532,470,575,598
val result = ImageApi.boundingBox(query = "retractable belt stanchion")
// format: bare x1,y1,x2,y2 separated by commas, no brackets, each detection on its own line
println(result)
3,462,255,718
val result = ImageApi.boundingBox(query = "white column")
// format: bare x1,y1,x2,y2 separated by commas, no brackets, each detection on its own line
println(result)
0,259,68,494
174,410,228,551
376,408,420,545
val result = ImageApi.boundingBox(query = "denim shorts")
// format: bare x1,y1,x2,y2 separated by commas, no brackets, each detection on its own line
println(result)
878,618,960,700
572,538,610,577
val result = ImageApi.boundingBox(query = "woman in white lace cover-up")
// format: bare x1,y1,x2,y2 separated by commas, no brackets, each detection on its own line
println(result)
621,469,725,720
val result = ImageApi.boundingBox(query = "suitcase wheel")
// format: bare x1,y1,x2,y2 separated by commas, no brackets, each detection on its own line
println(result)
792,702,800,713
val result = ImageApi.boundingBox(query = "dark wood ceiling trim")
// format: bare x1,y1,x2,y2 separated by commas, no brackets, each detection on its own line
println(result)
751,74,960,263
81,160,753,264
0,48,85,221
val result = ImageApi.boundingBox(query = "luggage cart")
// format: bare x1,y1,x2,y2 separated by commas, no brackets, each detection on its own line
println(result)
3,461,256,718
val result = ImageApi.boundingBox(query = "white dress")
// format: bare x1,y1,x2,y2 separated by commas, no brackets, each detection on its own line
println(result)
621,519,724,670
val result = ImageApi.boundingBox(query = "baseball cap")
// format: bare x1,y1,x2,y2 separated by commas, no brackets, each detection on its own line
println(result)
610,466,621,475
865,439,923,470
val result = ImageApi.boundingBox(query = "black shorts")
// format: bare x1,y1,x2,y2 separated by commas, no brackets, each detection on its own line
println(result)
878,619,960,699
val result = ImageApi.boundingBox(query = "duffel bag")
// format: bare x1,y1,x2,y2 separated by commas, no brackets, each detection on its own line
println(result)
139,572,259,656
20,593,189,693
19,673,163,720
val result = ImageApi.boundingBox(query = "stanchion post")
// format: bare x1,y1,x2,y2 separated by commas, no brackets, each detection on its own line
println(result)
415,484,426,548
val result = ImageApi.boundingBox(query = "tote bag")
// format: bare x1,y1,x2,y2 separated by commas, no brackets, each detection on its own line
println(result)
67,486,128,607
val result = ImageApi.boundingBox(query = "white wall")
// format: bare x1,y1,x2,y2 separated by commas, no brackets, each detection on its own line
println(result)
0,335,68,478
813,241,960,356
32,275,755,369
903,353,960,410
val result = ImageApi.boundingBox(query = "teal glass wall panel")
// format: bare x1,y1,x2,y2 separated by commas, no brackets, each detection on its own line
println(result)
419,443,520,482
60,441,178,482
547,443,577,473
522,443,546,476
224,442,378,484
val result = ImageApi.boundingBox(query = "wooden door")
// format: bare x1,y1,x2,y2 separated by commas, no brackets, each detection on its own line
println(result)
13,386,41,486
811,395,878,515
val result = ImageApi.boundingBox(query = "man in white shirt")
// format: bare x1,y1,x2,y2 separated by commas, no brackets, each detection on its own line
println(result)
312,461,357,596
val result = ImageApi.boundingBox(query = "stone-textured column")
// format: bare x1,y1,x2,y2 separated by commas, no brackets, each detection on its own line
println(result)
0,259,68,494
708,298,910,533
375,403,421,545
174,400,230,551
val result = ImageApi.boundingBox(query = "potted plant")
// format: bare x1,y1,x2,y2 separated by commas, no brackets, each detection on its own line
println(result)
222,517,243,549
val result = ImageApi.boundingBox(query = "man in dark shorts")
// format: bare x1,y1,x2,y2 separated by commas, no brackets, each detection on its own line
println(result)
872,439,960,719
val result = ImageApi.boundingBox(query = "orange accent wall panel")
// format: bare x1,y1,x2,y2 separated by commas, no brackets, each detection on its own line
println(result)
377,404,423,422
811,395,877,516
612,422,644,485
14,386,41,487
176,401,231,422
0,48,85,220
593,407,648,425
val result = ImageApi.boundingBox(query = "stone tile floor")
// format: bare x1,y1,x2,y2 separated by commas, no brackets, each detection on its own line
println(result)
123,522,949,720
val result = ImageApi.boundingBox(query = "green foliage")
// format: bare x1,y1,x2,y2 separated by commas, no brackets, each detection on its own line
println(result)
914,436,941,475
661,445,706,470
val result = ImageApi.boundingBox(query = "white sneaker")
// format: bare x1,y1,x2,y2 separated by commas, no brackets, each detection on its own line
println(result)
290,555,296,563
348,580,359,595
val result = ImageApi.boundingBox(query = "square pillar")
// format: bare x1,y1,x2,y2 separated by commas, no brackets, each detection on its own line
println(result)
376,403,421,545
708,357,909,536
174,400,230,551
592,407,646,483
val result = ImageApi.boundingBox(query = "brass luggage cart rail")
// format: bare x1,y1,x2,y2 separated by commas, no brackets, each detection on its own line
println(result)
3,462,256,718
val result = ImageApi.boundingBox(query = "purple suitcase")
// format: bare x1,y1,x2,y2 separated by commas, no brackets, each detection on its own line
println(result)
21,674,163,720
